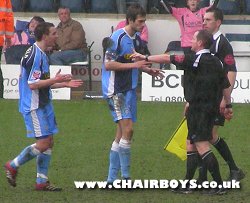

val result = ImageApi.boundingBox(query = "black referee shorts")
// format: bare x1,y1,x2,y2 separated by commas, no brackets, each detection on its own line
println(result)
186,103,217,144
214,112,225,126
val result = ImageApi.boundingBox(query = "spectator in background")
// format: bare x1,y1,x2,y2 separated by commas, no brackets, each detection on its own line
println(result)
11,16,45,46
162,0,219,54
4,16,44,65
0,0,14,98
49,7,88,65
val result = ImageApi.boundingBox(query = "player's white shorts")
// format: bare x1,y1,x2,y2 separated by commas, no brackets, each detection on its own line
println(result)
22,102,58,138
107,89,137,123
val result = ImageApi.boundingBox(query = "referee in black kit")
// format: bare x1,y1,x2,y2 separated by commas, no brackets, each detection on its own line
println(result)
200,7,245,182
131,29,233,195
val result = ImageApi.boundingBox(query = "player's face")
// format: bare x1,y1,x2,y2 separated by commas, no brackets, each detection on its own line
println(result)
187,0,199,12
45,27,58,47
131,15,146,33
58,8,70,24
203,12,220,34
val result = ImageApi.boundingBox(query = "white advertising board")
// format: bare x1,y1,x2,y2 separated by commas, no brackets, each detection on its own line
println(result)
142,70,250,103
2,65,71,100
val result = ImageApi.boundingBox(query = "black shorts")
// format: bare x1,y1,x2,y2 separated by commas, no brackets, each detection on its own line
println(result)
214,112,225,126
186,103,216,144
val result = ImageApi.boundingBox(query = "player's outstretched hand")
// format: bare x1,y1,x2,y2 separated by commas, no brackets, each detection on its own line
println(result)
134,60,152,69
65,79,83,88
143,67,165,80
55,69,72,83
130,50,145,61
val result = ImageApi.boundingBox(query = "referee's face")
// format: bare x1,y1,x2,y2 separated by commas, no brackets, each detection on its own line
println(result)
203,12,219,34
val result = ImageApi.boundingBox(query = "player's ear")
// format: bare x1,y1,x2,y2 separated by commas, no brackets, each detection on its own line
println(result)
216,19,222,28
198,39,203,47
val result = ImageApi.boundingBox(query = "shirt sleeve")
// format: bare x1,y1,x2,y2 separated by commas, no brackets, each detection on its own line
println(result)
27,53,42,84
104,35,119,63
171,7,186,19
170,54,185,66
219,64,231,89
219,39,237,72
171,53,198,70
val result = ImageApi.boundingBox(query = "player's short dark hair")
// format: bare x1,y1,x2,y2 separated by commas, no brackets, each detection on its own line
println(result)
31,16,45,24
34,22,54,41
196,30,213,49
126,3,146,24
206,7,224,22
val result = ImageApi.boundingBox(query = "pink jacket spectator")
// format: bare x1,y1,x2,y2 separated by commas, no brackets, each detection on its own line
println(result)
172,6,210,48
11,32,29,45
115,20,148,43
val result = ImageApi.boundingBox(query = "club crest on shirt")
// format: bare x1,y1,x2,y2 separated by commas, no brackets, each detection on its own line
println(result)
31,70,41,80
224,54,235,66
174,55,185,63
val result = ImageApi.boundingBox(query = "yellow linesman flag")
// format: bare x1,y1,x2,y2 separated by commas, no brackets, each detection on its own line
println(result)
164,117,188,161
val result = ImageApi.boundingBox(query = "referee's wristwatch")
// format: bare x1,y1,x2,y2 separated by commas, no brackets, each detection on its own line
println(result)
225,104,233,108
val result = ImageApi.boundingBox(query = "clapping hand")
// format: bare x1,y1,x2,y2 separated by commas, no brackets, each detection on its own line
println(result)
65,79,83,88
55,69,72,82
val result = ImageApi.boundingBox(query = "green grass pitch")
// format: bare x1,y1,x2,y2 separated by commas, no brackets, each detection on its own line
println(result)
0,99,249,203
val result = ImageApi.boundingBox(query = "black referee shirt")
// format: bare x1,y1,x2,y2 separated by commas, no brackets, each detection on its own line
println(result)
170,50,230,105
211,31,237,73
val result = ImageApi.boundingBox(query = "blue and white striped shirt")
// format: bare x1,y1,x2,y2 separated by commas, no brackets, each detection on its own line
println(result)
102,28,141,98
19,43,51,113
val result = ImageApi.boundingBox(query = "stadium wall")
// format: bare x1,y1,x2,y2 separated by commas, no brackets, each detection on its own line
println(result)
11,13,250,81
2,14,250,102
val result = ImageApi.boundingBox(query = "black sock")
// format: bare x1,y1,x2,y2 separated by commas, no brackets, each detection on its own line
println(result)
202,150,222,185
213,137,238,171
185,151,199,180
197,155,207,183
